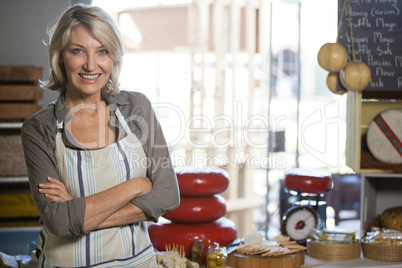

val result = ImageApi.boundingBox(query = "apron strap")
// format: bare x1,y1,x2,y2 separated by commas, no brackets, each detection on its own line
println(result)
115,107,133,135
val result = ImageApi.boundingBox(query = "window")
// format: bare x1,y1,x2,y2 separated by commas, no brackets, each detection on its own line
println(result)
93,0,348,238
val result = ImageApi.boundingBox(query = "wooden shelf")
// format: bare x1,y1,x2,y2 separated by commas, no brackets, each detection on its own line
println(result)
0,177,29,184
0,122,23,129
346,91,402,173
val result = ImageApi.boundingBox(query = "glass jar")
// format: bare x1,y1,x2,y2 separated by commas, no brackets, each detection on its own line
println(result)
207,246,227,268
192,239,205,265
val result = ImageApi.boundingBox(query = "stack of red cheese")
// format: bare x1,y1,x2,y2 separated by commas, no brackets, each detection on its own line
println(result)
148,168,237,257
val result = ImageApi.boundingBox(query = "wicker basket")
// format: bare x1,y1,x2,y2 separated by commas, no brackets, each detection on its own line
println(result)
362,242,402,262
307,240,361,260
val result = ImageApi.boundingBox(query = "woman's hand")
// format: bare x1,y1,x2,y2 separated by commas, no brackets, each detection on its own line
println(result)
39,177,73,202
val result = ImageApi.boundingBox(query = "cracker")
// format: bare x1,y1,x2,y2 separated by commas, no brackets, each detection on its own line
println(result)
274,234,290,242
236,239,306,257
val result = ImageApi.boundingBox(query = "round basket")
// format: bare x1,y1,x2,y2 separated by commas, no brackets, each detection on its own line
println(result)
362,242,402,262
307,240,361,260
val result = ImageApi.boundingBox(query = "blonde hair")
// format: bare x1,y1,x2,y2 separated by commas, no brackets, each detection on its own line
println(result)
42,4,124,96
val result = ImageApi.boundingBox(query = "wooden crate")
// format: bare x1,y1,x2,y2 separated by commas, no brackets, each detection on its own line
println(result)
0,128,28,177
346,91,402,173
0,194,39,219
0,193,40,227
0,85,42,101
0,66,43,122
0,66,43,82
360,173,402,232
0,103,42,121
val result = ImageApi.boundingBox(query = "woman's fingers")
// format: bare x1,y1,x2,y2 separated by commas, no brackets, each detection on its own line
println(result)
42,193,65,202
39,177,63,188
39,177,73,201
39,187,63,196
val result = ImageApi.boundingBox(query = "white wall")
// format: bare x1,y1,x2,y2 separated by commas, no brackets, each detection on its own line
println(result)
0,0,69,105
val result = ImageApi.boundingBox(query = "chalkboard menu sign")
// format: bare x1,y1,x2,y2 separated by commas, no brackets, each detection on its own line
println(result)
338,0,402,98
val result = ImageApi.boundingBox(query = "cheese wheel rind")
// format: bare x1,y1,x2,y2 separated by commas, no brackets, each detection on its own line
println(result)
367,109,402,164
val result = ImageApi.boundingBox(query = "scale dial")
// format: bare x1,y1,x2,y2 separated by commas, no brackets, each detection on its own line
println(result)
281,205,318,243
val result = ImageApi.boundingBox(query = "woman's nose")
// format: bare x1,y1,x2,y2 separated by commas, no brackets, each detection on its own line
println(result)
83,54,96,71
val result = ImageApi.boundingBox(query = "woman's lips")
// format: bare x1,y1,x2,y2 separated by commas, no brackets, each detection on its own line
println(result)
79,73,101,79
79,73,101,83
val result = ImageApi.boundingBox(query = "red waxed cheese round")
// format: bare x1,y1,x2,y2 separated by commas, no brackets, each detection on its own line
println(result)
163,195,226,223
148,217,237,257
176,168,230,196
283,168,332,194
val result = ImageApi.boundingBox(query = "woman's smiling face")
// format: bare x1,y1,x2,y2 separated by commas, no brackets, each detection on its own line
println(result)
60,25,113,98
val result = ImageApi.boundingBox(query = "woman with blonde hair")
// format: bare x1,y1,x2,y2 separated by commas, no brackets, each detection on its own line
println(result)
21,4,179,267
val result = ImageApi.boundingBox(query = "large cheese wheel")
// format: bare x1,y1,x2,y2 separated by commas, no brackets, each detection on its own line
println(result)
163,195,226,223
148,217,237,257
367,109,402,164
176,168,230,196
283,168,332,194
380,206,402,232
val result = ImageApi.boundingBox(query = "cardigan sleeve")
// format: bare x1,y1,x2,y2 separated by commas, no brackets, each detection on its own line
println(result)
124,92,180,222
21,110,87,237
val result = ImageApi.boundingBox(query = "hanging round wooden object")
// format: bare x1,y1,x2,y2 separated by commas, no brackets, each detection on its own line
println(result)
326,72,346,95
340,61,371,92
317,43,348,73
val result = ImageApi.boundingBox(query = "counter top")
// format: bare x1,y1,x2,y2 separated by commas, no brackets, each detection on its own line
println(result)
11,253,402,268
302,254,402,268
226,253,402,268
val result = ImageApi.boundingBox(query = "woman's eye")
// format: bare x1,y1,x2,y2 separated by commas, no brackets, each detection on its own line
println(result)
98,49,109,55
71,48,83,54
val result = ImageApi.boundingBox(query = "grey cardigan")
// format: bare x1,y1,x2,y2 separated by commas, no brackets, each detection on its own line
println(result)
21,90,180,237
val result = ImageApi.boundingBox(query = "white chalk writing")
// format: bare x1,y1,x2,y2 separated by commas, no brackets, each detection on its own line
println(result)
373,32,394,45
368,55,392,66
375,17,397,31
395,56,402,67
376,67,395,76
369,77,385,87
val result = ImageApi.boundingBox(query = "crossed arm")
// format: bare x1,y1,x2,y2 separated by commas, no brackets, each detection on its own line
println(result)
39,176,152,232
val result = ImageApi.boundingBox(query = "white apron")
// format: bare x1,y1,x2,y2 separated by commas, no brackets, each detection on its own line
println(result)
36,108,156,268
